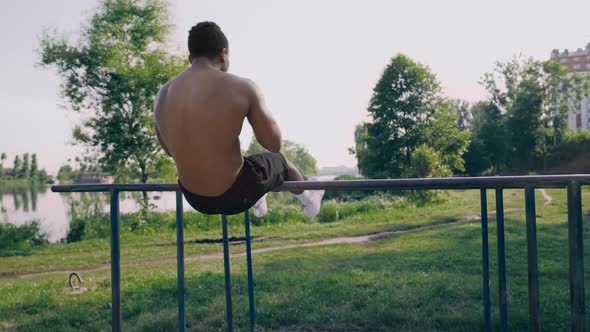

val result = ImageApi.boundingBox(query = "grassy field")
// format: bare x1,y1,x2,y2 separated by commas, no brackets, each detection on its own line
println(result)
1,188,589,331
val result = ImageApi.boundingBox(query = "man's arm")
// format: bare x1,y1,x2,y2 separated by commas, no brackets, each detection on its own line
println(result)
245,79,282,153
154,86,172,157
155,124,172,157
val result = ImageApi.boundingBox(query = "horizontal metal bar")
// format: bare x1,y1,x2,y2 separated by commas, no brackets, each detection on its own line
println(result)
51,175,590,193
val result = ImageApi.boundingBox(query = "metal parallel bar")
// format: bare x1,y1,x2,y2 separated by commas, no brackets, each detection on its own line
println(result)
566,182,586,332
110,190,122,332
524,187,540,332
222,215,234,332
480,189,491,332
176,192,186,332
495,188,508,332
51,174,590,193
244,211,256,332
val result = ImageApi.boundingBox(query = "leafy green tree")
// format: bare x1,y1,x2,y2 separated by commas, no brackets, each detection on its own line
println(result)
464,102,505,175
354,55,470,177
506,64,545,171
479,56,590,173
0,152,6,177
404,145,451,178
246,138,317,176
20,153,30,179
30,154,38,181
13,155,22,179
355,54,460,178
39,0,185,186
423,102,470,173
453,99,471,131
57,165,75,183
37,170,53,184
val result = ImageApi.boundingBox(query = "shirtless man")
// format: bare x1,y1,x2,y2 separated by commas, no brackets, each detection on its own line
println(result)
154,21,324,217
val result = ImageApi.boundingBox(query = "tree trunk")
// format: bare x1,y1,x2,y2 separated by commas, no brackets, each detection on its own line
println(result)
139,164,149,224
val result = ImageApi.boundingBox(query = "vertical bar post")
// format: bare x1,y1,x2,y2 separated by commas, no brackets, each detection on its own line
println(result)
244,211,256,332
176,192,186,332
110,190,121,332
480,189,491,332
525,187,540,332
222,215,234,332
495,188,508,332
567,182,586,332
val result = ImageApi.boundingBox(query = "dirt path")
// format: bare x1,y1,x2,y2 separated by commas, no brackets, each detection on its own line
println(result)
539,188,553,206
1,210,517,280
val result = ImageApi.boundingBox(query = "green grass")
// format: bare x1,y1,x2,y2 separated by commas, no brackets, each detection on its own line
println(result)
1,188,589,331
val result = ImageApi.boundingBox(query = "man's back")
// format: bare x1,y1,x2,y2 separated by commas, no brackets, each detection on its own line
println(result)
154,21,323,218
155,66,250,196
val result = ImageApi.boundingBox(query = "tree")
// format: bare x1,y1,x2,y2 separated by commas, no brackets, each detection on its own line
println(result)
506,64,545,171
463,102,503,175
354,54,450,178
246,138,317,176
20,153,30,179
404,145,451,178
39,0,185,186
0,152,6,177
479,56,590,173
423,102,471,173
57,165,75,183
12,155,21,178
453,99,471,131
30,154,38,181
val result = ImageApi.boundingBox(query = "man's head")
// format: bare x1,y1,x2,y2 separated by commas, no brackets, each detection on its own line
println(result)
188,22,229,71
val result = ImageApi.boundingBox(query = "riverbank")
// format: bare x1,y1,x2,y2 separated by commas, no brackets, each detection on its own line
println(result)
0,179,45,192
1,189,589,330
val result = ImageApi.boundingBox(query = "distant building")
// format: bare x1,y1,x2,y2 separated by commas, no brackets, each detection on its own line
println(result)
76,172,111,184
550,43,590,131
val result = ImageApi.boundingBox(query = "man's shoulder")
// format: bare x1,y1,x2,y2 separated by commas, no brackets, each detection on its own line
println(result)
222,72,256,90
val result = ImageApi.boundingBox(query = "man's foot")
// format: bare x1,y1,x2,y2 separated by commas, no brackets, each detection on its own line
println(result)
252,194,268,217
295,190,325,218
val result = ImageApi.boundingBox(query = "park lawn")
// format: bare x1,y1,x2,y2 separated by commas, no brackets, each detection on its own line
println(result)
0,188,589,331
0,190,485,276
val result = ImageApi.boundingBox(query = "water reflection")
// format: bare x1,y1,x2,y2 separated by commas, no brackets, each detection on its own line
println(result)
0,187,193,243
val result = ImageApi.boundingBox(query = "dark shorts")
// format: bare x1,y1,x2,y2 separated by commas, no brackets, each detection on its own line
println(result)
179,152,289,215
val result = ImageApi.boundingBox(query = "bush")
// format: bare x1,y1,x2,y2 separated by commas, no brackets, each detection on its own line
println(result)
60,193,414,242
317,202,339,222
65,193,110,242
0,221,47,256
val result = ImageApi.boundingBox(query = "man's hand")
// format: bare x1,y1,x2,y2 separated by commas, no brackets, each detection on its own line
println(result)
245,79,282,153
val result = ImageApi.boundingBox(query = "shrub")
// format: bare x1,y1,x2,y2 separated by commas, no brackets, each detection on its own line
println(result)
0,221,47,256
317,202,339,222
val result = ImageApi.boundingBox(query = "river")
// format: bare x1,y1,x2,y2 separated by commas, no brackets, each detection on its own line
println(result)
1,175,336,242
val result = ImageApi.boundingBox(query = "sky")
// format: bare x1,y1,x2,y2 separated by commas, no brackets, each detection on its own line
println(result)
1,0,590,174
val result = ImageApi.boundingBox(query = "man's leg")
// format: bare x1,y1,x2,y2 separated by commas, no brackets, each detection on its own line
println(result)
282,158,325,218
250,153,324,218
285,160,304,195
253,159,304,216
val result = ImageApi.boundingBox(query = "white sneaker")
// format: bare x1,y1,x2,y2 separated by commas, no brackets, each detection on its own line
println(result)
295,190,325,218
252,194,268,217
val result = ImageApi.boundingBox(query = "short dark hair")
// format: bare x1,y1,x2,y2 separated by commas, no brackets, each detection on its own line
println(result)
188,22,228,59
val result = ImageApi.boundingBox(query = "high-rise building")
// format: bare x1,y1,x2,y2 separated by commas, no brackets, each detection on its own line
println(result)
550,43,590,131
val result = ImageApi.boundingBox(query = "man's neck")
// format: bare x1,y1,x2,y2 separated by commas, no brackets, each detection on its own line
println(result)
190,58,222,71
